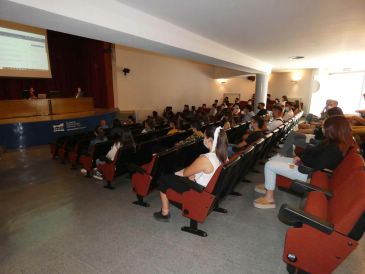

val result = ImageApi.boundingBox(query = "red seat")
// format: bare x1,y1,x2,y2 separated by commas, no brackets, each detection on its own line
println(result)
166,165,223,237
280,170,365,274
277,148,364,193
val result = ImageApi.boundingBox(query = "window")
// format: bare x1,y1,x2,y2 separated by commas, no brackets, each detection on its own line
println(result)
310,72,365,115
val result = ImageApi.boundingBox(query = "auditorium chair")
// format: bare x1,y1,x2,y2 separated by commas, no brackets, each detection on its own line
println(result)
79,141,113,177
276,147,364,194
97,145,136,189
278,170,365,274
165,165,223,237
131,140,205,206
224,145,255,196
68,134,96,169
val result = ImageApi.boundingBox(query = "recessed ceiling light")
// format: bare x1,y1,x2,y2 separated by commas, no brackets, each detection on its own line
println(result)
291,56,305,60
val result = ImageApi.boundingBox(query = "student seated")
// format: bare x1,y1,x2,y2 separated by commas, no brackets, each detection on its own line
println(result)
176,120,204,147
111,119,135,147
88,126,108,153
264,105,283,132
227,116,265,157
256,102,268,116
254,115,355,209
292,100,302,115
166,120,182,136
279,107,344,157
93,134,122,180
141,118,155,134
124,115,135,125
301,99,338,127
283,102,294,121
152,111,164,126
80,126,108,176
242,104,255,122
153,126,228,221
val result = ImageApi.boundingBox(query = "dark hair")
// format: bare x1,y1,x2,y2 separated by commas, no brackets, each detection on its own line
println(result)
251,116,264,129
112,118,122,128
204,126,228,163
285,101,292,106
244,104,253,111
145,118,154,129
327,107,344,117
112,133,121,144
323,116,355,154
152,111,158,116
272,105,283,113
258,102,265,107
127,115,135,122
282,95,288,101
191,120,202,131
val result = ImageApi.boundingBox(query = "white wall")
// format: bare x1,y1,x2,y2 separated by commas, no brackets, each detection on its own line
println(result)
268,69,314,113
114,45,255,120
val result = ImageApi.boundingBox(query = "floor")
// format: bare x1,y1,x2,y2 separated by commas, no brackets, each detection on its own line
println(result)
0,146,364,274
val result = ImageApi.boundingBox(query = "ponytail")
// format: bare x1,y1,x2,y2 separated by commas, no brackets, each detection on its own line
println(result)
205,126,228,163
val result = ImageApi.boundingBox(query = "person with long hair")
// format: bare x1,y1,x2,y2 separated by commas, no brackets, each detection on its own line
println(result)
254,115,355,209
154,126,228,221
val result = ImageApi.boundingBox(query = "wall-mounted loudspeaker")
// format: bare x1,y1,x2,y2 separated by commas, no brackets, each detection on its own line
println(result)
247,76,256,82
122,68,130,76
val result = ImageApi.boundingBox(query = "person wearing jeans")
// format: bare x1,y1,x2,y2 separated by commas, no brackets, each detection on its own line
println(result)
254,115,355,209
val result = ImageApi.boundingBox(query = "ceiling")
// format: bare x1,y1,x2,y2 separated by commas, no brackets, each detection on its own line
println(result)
118,0,365,70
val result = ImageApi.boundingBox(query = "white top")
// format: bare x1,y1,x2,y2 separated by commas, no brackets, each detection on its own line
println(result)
194,152,221,187
242,111,255,122
283,110,294,121
106,142,121,161
267,117,283,132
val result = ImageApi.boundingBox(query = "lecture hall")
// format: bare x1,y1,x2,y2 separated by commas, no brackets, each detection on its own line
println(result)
0,1,364,274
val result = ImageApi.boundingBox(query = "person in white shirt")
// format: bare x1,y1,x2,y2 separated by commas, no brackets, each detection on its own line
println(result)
154,126,228,222
265,105,284,132
93,134,122,180
283,102,294,121
242,105,255,123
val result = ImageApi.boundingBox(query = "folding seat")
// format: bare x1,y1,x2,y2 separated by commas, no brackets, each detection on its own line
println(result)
279,170,365,274
225,145,255,195
57,133,88,163
277,148,364,193
131,147,179,206
49,135,69,159
68,134,95,169
97,145,137,189
165,165,223,237
249,137,266,173
79,141,113,176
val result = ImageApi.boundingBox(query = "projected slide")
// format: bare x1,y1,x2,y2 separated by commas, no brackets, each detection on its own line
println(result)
0,27,49,71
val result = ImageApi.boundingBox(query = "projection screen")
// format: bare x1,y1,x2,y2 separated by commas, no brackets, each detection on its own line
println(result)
0,20,52,78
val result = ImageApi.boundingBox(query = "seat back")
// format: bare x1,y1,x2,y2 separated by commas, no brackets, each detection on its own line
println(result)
204,165,224,194
328,170,365,239
213,155,242,198
330,148,364,192
92,141,113,162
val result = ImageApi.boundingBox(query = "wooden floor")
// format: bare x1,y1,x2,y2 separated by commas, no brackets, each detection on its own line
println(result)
0,108,117,125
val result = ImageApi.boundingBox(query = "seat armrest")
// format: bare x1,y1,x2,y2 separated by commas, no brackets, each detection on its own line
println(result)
298,164,314,175
292,180,333,198
321,168,333,175
128,164,146,174
278,204,333,234
179,177,205,192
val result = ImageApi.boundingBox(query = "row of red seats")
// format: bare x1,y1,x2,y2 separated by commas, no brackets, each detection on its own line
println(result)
128,113,303,236
277,148,365,273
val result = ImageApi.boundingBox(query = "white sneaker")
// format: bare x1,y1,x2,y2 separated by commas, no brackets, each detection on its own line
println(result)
80,168,87,175
93,170,103,180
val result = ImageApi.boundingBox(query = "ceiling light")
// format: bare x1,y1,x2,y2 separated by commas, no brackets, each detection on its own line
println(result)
291,56,305,60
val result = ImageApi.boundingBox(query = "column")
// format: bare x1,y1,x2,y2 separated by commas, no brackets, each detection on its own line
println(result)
254,74,269,110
